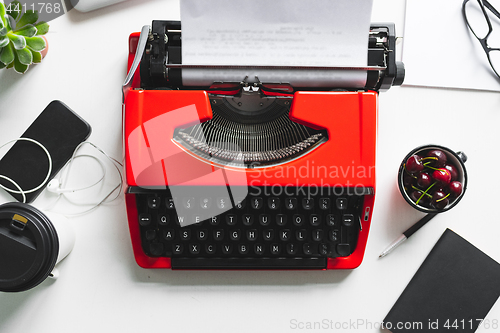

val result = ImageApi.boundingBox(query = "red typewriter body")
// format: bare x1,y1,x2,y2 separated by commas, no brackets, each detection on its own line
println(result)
123,22,403,270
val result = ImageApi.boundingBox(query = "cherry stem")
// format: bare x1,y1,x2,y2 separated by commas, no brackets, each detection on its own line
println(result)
436,193,451,203
411,185,432,198
419,157,438,162
416,182,436,205
403,163,418,178
423,164,441,171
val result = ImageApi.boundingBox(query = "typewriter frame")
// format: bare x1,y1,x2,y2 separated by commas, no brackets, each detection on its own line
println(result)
123,22,403,270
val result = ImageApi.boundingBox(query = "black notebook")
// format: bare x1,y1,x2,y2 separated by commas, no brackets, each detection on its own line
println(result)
383,229,500,333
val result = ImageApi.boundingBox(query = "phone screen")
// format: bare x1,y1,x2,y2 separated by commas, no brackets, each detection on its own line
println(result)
0,101,92,203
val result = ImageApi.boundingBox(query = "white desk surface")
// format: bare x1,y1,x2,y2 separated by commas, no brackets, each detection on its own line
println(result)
0,1,499,332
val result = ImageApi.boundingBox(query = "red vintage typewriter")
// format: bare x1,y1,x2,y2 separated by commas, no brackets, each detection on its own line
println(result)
122,21,404,269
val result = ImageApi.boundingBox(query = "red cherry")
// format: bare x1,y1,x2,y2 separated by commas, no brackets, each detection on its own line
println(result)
416,172,432,188
432,190,449,210
410,190,422,202
444,164,458,181
403,172,416,186
410,189,430,205
434,186,446,193
406,155,424,174
449,181,463,198
432,168,451,185
427,149,447,167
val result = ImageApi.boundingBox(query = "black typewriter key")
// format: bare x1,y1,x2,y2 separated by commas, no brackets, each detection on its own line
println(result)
336,198,348,210
222,244,233,255
217,197,230,210
193,216,204,225
162,229,175,241
329,230,339,242
183,197,195,209
180,229,191,241
213,230,224,241
276,214,287,226
342,214,354,227
285,198,297,210
336,244,351,257
200,197,211,209
302,198,314,210
166,198,175,209
238,244,249,255
296,229,306,241
293,214,304,226
280,229,291,241
268,197,280,210
246,229,257,241
189,244,201,255
326,214,336,227
175,216,186,226
226,214,237,225
303,243,313,255
270,244,281,255
286,243,298,255
209,216,220,226
235,200,246,210
158,214,169,226
320,198,331,210
139,214,151,226
312,229,323,242
173,244,184,255
259,214,270,226
145,229,157,241
263,229,274,241
319,243,329,256
243,214,254,226
205,243,216,255
251,197,263,210
230,229,241,241
197,230,208,241
254,244,264,255
149,243,164,256
148,196,160,209
310,214,321,226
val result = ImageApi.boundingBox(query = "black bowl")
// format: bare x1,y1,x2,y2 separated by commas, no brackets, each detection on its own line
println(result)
398,144,468,213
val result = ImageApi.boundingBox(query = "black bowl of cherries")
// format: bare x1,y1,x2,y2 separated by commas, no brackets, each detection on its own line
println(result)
398,145,467,213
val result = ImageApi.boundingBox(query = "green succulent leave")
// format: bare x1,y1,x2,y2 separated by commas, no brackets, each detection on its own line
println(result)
0,35,8,47
0,40,14,65
31,50,41,63
0,0,49,73
25,36,44,51
6,0,19,20
15,24,36,37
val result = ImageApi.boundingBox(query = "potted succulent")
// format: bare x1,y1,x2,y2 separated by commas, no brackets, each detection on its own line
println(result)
0,0,49,73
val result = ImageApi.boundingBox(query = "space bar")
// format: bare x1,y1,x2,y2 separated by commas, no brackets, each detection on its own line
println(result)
171,257,327,269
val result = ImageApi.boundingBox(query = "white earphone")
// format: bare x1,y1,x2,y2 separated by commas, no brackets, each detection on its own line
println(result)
47,179,77,193
43,142,123,216
0,138,53,202
0,139,122,216
46,153,108,194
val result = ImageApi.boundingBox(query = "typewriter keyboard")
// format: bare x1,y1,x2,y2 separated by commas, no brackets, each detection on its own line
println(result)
134,187,363,269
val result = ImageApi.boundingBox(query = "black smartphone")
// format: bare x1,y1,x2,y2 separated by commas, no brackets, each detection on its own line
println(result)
0,101,92,203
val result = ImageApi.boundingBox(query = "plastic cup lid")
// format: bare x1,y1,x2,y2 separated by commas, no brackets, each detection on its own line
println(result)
0,203,59,292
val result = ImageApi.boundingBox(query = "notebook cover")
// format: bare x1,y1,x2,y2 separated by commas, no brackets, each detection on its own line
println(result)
383,229,500,332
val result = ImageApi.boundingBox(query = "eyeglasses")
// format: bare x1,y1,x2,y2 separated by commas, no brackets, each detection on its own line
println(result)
463,0,500,79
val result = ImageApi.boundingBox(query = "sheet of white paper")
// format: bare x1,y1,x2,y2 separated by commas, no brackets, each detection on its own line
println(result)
180,0,374,87
402,0,500,91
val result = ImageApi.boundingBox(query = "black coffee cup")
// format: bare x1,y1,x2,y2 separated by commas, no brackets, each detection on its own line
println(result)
0,203,75,292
